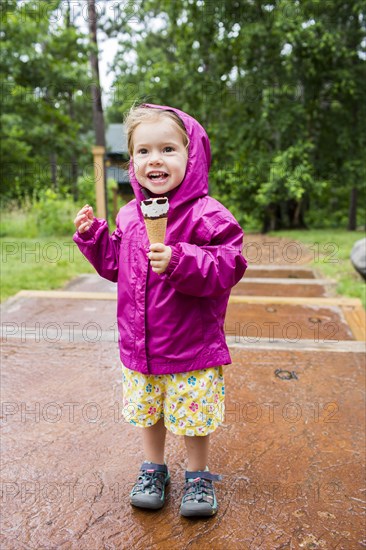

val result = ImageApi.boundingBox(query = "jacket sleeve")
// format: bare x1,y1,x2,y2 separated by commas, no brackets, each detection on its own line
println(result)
161,215,247,297
73,217,122,283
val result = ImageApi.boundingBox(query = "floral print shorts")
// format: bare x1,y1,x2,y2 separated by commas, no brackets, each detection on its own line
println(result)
121,365,225,436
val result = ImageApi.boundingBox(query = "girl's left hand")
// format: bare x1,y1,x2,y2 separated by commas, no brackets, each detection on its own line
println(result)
148,243,172,274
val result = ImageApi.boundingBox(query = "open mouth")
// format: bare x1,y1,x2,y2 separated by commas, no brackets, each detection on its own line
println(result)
147,171,169,182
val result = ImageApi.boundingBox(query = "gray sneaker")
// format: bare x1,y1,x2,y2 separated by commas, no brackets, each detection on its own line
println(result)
180,470,222,517
130,462,170,510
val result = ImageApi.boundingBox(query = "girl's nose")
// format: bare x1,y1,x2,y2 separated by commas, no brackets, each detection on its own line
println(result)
148,150,162,164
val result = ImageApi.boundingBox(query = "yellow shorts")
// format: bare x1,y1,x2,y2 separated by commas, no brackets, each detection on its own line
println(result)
121,365,225,436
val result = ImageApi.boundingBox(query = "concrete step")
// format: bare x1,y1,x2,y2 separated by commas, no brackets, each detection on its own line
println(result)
232,277,335,297
245,264,317,279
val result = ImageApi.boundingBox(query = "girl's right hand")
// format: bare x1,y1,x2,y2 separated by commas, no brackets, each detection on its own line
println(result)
74,204,94,233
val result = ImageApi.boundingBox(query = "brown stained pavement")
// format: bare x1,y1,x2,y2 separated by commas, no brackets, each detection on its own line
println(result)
1,234,365,549
244,268,316,279
231,281,329,297
225,302,355,341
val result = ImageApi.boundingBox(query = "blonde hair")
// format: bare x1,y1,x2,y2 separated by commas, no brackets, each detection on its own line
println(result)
124,104,190,157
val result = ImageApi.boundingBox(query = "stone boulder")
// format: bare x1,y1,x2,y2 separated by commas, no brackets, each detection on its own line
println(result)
351,237,366,281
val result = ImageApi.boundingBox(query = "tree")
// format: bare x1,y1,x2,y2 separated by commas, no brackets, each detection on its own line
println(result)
105,0,366,230
87,0,105,147
0,0,93,201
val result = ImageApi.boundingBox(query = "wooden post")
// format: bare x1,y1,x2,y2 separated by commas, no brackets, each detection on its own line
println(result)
92,145,106,219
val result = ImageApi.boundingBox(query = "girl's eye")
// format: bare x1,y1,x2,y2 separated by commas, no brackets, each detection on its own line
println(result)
137,146,174,154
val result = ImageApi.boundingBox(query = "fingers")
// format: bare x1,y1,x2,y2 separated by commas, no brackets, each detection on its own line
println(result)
77,221,92,233
151,262,165,274
150,259,164,268
149,243,165,252
149,252,166,271
74,207,87,222
74,213,89,227
76,205,91,218
148,252,163,261
147,245,171,275
77,204,90,215
74,205,93,229
149,257,168,276
148,243,167,260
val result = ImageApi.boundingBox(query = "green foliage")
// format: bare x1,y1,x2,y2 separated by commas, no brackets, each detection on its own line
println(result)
257,141,328,206
76,170,96,206
1,0,365,230
1,0,93,200
105,0,366,230
29,188,76,236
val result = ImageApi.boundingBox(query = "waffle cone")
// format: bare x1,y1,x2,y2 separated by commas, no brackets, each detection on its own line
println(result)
144,216,168,244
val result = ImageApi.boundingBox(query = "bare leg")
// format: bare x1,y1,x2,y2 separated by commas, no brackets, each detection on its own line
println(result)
184,434,210,471
142,417,167,464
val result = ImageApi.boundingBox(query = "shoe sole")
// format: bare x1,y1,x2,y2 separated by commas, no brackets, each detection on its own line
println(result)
130,475,170,510
180,502,218,517
180,491,218,517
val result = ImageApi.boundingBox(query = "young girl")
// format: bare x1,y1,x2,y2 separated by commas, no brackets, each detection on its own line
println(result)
73,103,247,517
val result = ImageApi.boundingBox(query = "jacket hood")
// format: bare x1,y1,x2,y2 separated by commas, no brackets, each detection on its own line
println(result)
128,103,211,211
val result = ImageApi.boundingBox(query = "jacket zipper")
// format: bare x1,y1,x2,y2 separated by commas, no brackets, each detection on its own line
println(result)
144,256,150,374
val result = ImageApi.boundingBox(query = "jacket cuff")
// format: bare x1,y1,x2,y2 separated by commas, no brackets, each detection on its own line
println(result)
73,218,99,242
165,245,180,276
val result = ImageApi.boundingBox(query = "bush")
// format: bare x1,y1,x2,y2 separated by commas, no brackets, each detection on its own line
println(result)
29,188,76,236
76,170,96,206
0,176,126,239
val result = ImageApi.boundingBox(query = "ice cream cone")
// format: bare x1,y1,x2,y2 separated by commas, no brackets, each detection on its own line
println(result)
141,197,169,245
144,216,168,244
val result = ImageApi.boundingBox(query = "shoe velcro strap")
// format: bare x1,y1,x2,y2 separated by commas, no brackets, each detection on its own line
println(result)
185,470,222,482
141,462,168,473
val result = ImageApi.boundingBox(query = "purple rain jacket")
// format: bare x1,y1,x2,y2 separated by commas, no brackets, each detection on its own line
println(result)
73,103,247,375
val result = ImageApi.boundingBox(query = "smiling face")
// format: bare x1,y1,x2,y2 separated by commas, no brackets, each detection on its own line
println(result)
132,118,188,195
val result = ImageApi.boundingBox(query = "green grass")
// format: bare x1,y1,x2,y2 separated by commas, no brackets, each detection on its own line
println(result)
0,209,35,238
269,229,365,308
0,237,94,303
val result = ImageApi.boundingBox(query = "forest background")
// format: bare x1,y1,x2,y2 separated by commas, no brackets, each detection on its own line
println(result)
1,0,365,236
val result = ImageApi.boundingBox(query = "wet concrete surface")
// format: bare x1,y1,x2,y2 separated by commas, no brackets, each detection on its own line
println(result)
63,274,117,294
2,296,353,343
2,295,117,334
226,303,355,341
231,281,329,297
246,268,316,279
1,254,365,549
1,338,364,549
